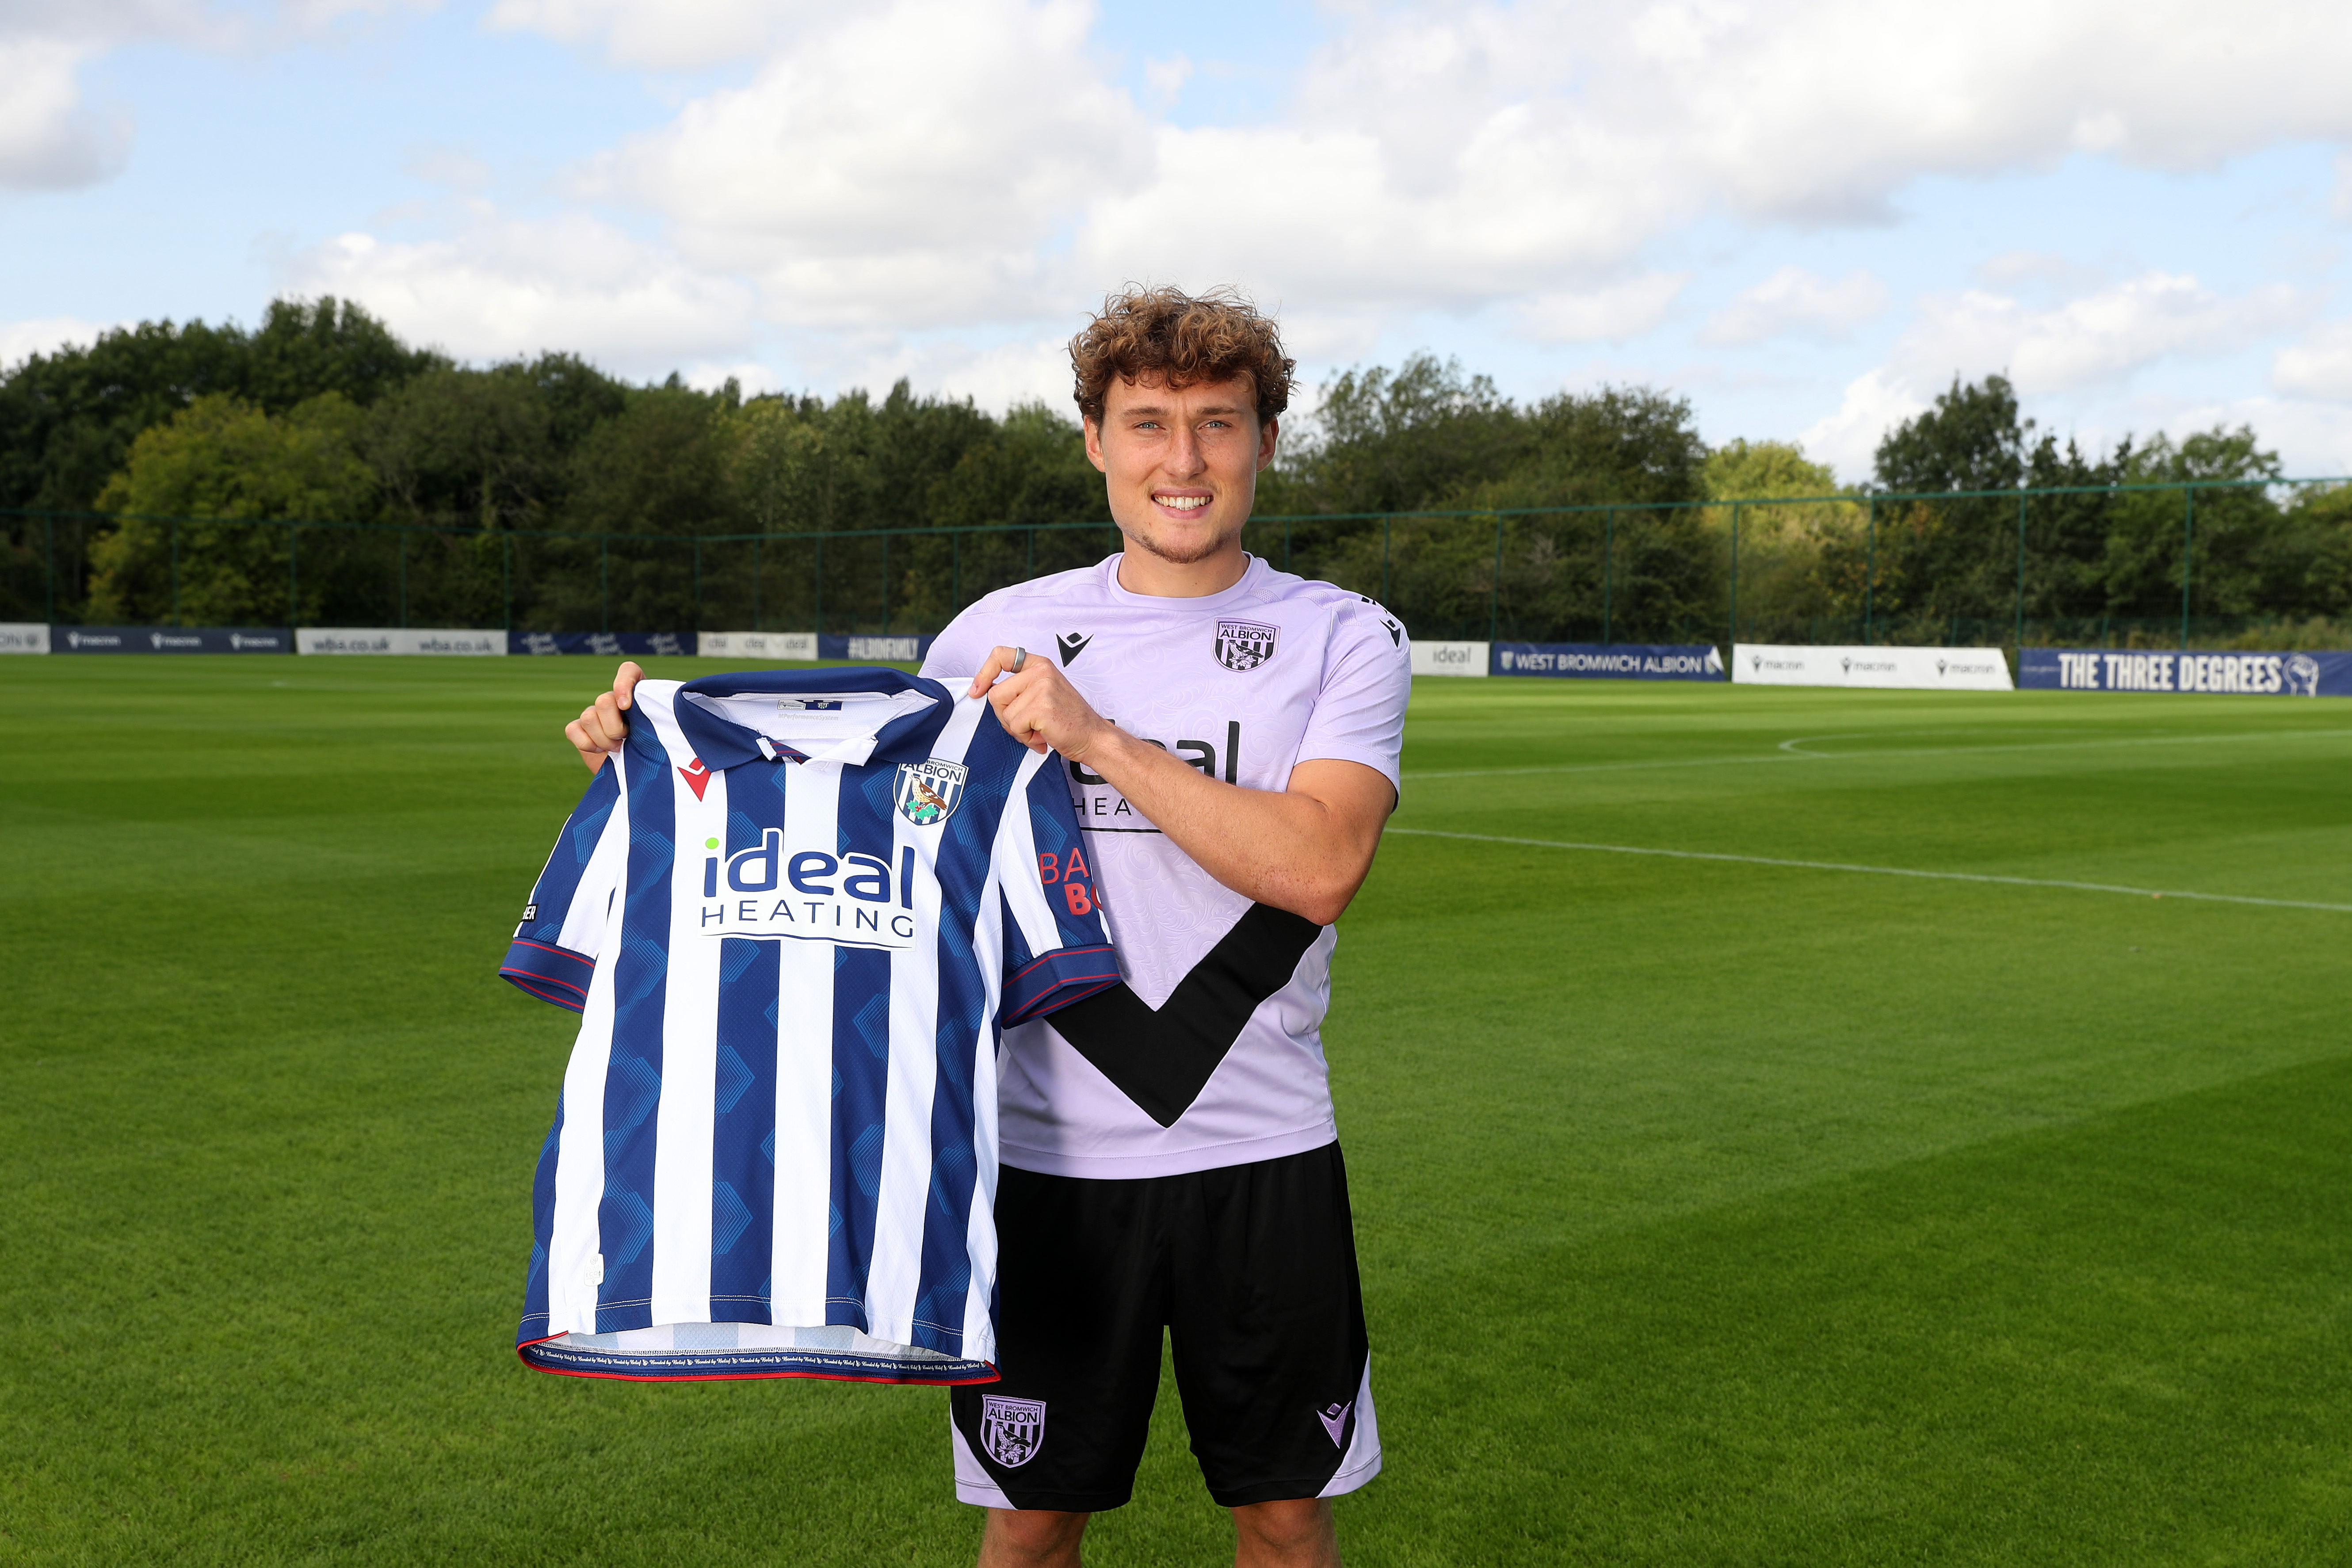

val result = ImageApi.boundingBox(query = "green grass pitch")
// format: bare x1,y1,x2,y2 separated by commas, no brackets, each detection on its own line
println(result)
3,657,2348,1565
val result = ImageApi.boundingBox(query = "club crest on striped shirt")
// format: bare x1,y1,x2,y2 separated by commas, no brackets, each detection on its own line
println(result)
980,1396,1046,1467
894,758,968,826
1213,618,1278,672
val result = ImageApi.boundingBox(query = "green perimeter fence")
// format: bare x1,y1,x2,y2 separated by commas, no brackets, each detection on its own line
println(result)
6,476,2348,651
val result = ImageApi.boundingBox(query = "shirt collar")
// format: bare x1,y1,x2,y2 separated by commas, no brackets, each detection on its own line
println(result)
673,667,955,771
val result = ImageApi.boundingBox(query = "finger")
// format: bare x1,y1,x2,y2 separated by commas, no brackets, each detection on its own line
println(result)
985,683,1030,737
986,677,1041,737
573,705,620,751
565,718,612,775
614,660,645,710
989,687,1055,755
580,694,628,750
966,646,1019,698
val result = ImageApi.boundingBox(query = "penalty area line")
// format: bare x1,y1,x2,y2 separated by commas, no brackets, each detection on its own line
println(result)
1385,828,2352,914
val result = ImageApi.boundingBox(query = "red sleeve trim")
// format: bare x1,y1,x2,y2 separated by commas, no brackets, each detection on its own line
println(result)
501,937,595,1012
1002,944,1122,1026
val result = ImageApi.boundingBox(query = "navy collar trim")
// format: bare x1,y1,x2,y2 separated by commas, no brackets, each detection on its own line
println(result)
673,667,955,771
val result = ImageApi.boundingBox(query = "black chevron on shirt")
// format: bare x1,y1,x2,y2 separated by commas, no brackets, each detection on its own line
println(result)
1042,902,1324,1128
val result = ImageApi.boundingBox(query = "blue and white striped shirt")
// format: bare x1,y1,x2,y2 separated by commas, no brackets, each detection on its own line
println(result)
500,668,1117,1384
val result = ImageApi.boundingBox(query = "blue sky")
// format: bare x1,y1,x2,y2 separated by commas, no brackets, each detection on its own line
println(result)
8,0,2352,481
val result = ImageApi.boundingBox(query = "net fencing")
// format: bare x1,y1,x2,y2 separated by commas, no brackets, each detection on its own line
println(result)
6,475,2347,652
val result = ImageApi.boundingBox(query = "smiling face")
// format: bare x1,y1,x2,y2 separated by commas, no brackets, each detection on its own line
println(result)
1084,372,1279,586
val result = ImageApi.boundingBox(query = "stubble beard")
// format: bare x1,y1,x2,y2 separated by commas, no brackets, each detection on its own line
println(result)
1116,502,1249,568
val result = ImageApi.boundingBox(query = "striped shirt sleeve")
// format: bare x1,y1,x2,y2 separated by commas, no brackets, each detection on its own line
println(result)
500,764,629,1012
995,749,1121,1025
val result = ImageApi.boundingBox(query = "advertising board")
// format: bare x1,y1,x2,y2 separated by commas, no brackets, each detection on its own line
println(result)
298,628,506,656
696,631,819,660
0,623,52,654
817,634,932,662
2018,646,2352,696
1493,642,1723,680
54,625,291,654
1733,643,2013,691
1411,640,1488,677
508,631,696,657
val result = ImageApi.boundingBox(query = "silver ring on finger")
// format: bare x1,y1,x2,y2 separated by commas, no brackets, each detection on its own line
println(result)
1010,646,1028,673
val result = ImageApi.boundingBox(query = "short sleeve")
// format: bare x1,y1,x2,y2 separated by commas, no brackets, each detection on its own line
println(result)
918,604,994,686
500,764,628,1011
1295,597,1413,797
993,751,1121,1025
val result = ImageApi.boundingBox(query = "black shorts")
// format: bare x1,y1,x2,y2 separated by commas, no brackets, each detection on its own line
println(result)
950,1141,1381,1512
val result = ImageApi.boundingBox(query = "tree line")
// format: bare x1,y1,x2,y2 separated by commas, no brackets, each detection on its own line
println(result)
2,297,2345,645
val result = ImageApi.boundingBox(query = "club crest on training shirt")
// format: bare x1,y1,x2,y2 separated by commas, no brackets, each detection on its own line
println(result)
980,1396,1046,1467
895,758,968,826
1213,618,1279,672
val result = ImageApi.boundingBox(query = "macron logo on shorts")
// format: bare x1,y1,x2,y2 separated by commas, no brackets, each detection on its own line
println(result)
1317,1401,1351,1446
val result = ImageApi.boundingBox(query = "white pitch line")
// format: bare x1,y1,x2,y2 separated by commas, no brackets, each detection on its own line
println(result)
1385,827,2352,914
1401,726,2352,781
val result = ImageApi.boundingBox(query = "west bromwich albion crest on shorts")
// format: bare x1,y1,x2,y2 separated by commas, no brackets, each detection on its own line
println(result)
1213,618,1279,671
980,1395,1047,1467
895,758,968,826
499,668,1120,1385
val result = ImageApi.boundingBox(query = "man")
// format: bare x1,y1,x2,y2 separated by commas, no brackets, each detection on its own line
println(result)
566,287,1410,1568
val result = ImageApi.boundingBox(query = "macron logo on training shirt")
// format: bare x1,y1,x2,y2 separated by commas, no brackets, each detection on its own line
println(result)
677,757,712,799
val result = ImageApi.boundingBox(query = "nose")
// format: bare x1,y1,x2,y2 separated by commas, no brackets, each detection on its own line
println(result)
1164,421,1206,478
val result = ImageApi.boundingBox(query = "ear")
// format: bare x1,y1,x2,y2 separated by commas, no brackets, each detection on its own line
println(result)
1083,416,1109,474
1256,415,1279,473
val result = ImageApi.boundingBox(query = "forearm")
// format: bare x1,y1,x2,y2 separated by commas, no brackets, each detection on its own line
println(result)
1081,730,1374,925
967,645,1391,924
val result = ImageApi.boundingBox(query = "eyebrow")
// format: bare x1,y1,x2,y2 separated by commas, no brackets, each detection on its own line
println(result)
1124,404,1245,418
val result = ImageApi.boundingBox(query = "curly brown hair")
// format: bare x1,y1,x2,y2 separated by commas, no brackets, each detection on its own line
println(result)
1069,286,1295,427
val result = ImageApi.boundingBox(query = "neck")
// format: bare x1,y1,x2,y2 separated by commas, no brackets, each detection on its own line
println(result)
1112,534,1251,597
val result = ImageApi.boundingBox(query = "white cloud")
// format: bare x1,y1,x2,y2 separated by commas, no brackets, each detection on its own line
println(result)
1787,272,2321,484
31,0,2352,439
483,0,818,71
0,0,437,190
0,38,130,189
1704,267,1888,345
1798,368,1925,482
1520,275,1688,344
1895,273,2310,395
1142,54,1191,110
283,216,755,370
1973,251,2111,294
270,0,2352,388
589,0,1145,332
864,334,1076,415
2157,395,2352,477
1100,0,2352,308
0,314,115,370
2272,321,2352,402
